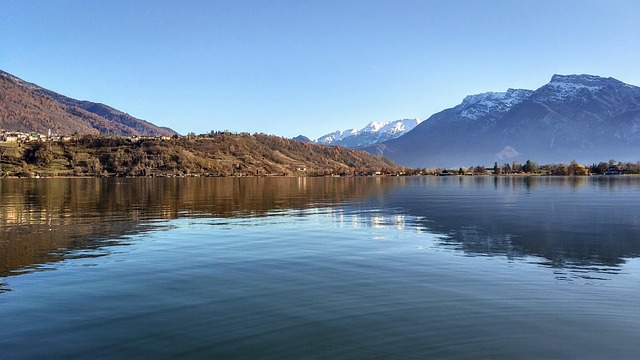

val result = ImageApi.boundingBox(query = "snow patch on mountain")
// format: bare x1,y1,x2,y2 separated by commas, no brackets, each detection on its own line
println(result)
362,120,417,135
315,118,421,147
542,75,606,101
458,88,533,120
317,129,358,144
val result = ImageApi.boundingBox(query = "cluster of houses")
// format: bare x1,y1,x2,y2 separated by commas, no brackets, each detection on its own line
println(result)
1,129,72,143
0,129,176,144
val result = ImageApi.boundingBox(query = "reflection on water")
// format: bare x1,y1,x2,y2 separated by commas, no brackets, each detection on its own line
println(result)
384,176,640,272
1,177,640,359
2,176,640,280
0,177,393,277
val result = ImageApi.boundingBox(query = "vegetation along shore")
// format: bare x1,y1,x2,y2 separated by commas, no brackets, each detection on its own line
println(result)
0,132,401,178
1,132,637,178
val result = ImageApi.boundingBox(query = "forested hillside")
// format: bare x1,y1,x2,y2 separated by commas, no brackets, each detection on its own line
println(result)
0,133,400,177
0,70,176,136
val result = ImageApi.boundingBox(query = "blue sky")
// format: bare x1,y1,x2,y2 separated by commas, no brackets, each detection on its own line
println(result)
2,0,639,138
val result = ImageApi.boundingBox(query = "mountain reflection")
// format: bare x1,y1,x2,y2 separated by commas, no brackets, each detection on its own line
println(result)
2,176,639,282
0,177,392,277
382,176,640,270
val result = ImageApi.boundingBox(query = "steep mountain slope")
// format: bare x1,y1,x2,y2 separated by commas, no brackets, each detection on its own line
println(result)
314,118,421,148
0,70,176,136
365,75,640,168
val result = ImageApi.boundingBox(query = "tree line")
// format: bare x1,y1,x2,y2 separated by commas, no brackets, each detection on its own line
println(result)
404,159,640,176
2,134,639,178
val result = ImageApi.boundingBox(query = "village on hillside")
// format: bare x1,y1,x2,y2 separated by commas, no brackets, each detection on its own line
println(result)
0,129,72,143
0,129,173,144
1,128,638,178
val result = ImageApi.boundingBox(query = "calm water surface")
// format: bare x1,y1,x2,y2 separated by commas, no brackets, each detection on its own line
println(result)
1,177,639,359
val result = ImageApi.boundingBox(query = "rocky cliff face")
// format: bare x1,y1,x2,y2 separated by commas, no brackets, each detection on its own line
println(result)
364,75,640,168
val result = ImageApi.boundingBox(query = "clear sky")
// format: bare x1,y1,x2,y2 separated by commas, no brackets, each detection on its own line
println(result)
2,0,639,138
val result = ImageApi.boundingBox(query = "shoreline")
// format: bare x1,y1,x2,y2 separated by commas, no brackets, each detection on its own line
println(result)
1,173,636,179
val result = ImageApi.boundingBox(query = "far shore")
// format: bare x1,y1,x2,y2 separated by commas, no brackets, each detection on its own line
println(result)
2,172,637,179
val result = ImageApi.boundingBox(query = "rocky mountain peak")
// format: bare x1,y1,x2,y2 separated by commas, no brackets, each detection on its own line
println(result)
458,88,533,120
534,74,640,103
549,74,612,86
362,74,640,168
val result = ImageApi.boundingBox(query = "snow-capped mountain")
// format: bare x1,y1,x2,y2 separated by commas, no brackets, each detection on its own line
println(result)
313,118,421,148
536,74,622,102
363,74,640,168
458,89,533,120
316,128,359,145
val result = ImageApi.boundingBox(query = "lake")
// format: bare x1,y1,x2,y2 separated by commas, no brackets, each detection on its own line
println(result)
1,176,639,359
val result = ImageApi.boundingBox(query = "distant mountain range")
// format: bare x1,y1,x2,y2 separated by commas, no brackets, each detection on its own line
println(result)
296,119,421,148
363,74,640,168
0,70,176,136
5,69,639,170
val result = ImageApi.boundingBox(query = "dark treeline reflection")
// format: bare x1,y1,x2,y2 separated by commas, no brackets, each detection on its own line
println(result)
2,176,640,280
381,176,640,269
0,177,392,277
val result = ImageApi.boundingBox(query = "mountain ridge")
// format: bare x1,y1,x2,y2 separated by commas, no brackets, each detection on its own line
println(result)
363,74,640,168
0,70,177,136
307,118,421,148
